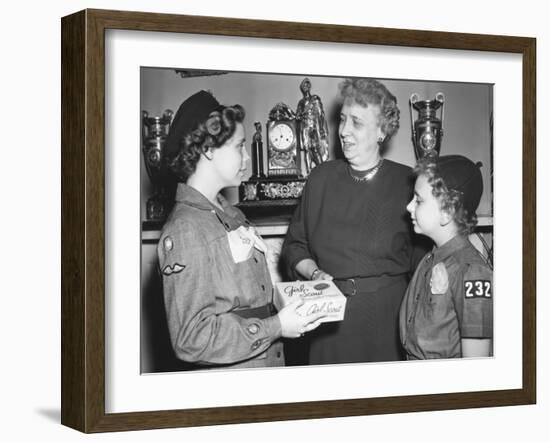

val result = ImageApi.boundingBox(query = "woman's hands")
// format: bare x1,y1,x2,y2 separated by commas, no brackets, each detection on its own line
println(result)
295,258,334,281
277,299,326,338
310,268,333,281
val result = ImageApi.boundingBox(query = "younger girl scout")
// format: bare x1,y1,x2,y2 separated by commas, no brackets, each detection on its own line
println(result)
400,154,493,359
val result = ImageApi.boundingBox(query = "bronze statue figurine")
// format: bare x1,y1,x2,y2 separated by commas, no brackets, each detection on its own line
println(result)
296,78,329,174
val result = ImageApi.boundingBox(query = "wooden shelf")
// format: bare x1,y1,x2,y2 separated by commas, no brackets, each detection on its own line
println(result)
143,215,492,241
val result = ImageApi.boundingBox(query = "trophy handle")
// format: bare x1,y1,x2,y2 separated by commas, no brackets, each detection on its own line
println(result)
409,93,419,143
162,109,174,123
436,92,445,138
141,110,149,144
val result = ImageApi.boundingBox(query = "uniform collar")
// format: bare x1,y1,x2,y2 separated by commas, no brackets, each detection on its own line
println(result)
175,183,215,210
432,234,469,263
175,183,250,231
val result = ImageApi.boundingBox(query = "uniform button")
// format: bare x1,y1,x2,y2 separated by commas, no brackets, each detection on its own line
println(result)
247,324,259,335
408,317,412,323
261,284,265,291
254,257,258,263
277,351,281,358
415,293,420,300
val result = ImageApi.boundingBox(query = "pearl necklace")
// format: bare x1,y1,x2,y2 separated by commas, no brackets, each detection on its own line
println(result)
348,159,384,182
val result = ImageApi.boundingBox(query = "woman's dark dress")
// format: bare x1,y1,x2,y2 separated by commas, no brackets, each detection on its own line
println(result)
282,159,422,365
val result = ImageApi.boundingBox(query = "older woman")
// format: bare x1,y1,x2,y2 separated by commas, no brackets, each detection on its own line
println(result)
159,90,325,369
282,78,423,365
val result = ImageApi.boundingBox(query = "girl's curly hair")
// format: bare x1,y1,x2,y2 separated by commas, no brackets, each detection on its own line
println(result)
414,156,478,235
339,78,400,141
169,104,245,182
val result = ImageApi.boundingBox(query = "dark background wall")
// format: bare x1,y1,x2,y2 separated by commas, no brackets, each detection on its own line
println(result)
141,69,493,215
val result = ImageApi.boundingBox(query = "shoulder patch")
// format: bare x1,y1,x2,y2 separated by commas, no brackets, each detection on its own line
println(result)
162,263,186,276
464,280,492,299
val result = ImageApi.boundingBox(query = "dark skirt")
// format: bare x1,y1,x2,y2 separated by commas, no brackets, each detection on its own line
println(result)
307,277,407,365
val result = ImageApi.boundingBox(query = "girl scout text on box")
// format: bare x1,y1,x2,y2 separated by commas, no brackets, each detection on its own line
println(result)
274,281,347,323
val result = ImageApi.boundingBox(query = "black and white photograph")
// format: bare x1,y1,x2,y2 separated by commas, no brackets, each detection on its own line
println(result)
4,0,548,438
140,68,494,374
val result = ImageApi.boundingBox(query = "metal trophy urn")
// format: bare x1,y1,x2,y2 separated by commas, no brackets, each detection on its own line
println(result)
409,92,445,159
142,109,173,220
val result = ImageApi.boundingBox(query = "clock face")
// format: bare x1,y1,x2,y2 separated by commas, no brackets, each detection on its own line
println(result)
266,119,300,177
268,123,295,151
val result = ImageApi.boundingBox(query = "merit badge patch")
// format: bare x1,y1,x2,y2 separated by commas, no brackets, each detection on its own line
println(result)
162,263,186,276
163,236,174,251
464,280,492,298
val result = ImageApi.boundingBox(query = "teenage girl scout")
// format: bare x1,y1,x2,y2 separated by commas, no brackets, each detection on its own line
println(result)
400,154,493,359
158,91,325,369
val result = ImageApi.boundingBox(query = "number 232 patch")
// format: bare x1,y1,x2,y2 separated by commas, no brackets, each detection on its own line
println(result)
464,280,492,298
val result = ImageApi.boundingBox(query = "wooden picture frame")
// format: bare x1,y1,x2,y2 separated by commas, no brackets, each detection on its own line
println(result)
61,8,536,433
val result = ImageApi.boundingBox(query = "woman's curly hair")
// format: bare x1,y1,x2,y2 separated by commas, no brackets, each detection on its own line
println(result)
414,156,478,235
169,104,245,182
339,78,400,141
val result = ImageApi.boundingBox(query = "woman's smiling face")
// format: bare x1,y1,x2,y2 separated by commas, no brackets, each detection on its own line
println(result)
338,99,384,169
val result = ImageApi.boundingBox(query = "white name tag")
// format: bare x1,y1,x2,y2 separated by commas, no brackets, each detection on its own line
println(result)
226,226,267,263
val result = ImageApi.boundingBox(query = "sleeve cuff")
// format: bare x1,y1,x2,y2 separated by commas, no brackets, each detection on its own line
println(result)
262,314,282,341
461,325,493,339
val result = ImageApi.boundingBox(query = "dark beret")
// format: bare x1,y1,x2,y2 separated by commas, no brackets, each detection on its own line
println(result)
437,154,484,214
164,90,220,162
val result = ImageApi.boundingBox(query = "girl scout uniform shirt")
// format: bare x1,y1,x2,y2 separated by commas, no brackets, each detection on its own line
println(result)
158,184,284,368
399,235,493,359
